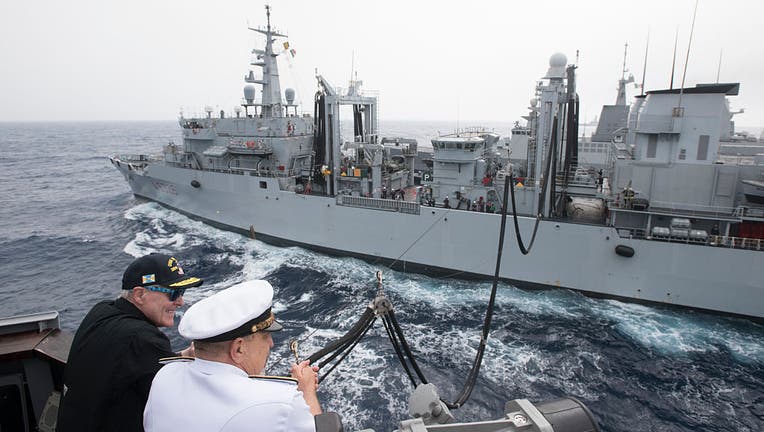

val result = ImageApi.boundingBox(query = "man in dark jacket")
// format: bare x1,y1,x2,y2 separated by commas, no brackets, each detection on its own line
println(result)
57,253,203,431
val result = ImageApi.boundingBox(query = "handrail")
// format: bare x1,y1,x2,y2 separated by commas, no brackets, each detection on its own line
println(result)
648,200,739,216
610,200,740,219
113,155,300,179
337,195,420,215
615,226,762,251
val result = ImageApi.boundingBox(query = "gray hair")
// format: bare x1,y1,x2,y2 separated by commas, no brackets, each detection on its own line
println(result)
194,339,233,357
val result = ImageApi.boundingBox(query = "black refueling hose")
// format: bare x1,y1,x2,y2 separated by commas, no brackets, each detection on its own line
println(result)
387,310,429,385
318,316,377,382
306,171,514,409
507,117,558,255
307,307,375,366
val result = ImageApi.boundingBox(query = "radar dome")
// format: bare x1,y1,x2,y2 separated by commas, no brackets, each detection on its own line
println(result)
530,98,538,107
545,52,567,79
244,85,256,104
549,52,567,67
285,88,295,105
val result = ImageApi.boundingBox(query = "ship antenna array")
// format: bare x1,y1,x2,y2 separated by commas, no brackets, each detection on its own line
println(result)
677,0,699,110
640,30,650,96
670,26,679,89
716,49,722,83
304,169,516,410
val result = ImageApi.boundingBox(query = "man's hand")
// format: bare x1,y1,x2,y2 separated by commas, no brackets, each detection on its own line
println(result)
290,360,322,415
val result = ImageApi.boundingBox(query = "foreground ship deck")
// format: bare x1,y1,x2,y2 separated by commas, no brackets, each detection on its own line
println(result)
111,9,763,321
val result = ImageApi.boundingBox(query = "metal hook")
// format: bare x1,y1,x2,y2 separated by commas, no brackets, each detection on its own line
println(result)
289,339,299,364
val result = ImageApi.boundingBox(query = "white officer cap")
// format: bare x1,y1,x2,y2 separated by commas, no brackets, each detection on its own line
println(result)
179,280,283,342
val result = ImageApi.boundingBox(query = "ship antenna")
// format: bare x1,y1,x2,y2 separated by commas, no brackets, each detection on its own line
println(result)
350,50,355,84
456,99,460,135
677,0,699,110
616,43,632,105
716,49,723,83
621,43,628,82
670,26,679,89
265,4,271,32
640,30,649,96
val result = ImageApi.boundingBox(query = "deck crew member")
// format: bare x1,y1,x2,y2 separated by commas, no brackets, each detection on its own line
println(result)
57,253,203,432
144,280,322,432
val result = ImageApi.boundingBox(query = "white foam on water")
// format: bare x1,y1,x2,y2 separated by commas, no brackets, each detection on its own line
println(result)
379,270,588,321
589,299,764,362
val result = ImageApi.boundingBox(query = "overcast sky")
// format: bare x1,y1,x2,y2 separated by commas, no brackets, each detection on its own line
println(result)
1,0,762,128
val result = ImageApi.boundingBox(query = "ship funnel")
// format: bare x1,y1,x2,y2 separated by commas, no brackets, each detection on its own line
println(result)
285,88,295,105
244,85,256,104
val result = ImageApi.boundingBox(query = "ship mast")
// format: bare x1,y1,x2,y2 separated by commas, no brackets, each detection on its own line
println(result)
245,4,287,118
616,43,634,106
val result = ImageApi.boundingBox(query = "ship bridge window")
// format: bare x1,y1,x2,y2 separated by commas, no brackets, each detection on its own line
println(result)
445,142,456,149
465,142,475,151
259,181,267,189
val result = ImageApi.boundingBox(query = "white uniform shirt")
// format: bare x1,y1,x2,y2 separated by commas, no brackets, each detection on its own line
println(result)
144,358,316,432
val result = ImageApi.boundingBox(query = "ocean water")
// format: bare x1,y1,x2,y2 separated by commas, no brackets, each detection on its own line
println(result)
0,121,762,432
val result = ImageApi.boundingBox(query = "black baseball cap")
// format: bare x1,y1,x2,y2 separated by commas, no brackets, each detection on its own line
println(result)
122,253,203,291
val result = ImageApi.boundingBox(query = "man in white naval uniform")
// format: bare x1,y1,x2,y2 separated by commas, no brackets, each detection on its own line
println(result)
143,280,321,431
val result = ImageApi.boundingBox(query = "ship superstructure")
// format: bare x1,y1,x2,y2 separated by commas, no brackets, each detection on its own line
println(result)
111,9,763,320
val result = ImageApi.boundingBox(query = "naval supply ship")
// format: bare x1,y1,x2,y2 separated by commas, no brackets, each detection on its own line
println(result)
111,8,763,321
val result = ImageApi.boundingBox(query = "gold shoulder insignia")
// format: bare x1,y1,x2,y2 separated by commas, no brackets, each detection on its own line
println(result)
159,356,195,364
248,375,298,384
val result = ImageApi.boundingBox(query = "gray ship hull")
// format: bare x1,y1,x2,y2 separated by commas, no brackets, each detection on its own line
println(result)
115,163,763,320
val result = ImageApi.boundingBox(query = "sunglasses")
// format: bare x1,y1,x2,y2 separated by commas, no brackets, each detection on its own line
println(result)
145,285,186,301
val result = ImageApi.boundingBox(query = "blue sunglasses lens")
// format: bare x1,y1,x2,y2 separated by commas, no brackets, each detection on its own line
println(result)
146,286,185,301
170,288,186,301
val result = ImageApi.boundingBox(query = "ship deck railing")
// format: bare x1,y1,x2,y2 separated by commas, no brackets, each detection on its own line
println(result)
112,154,161,163
610,200,743,221
336,195,420,215
163,161,301,178
615,226,763,251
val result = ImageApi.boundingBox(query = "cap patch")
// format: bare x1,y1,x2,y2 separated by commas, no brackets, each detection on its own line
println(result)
142,274,156,284
167,257,184,274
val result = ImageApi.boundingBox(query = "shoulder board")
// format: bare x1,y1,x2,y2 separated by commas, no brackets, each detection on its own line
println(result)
159,356,195,365
248,375,298,384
